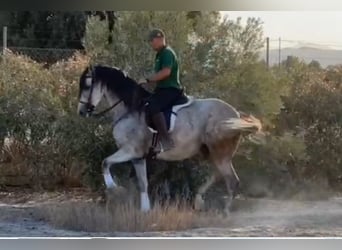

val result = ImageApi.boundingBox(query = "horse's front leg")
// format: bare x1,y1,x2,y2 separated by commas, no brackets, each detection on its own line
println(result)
102,147,138,189
131,159,150,212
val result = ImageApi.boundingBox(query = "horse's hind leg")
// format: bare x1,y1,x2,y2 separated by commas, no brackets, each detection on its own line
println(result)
215,159,239,213
209,135,241,215
194,174,217,211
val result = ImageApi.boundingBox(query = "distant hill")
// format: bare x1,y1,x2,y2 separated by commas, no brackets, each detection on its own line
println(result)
260,47,342,68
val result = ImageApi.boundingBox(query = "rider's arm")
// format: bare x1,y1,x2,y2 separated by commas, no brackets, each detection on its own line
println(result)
146,50,174,83
146,67,171,83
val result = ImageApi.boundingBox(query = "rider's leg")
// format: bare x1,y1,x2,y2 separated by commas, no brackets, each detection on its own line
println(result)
145,87,181,152
151,112,174,152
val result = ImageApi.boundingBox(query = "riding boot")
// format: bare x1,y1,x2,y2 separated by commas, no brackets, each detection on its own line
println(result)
151,112,175,152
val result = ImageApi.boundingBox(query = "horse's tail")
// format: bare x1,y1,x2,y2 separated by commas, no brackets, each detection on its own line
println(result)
218,113,262,135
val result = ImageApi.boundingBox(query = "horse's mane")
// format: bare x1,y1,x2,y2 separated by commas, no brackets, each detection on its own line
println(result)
86,65,151,112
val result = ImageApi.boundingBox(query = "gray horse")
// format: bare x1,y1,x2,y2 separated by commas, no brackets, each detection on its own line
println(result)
77,65,262,213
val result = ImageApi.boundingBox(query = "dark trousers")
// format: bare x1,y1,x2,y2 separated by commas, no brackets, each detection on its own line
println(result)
145,87,183,116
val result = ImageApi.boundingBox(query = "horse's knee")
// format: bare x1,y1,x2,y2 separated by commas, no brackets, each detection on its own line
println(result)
102,158,109,169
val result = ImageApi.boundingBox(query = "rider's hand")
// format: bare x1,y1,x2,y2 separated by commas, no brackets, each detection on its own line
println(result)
138,77,148,84
138,77,152,89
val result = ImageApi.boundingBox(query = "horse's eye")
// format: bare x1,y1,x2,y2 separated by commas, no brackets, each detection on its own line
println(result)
82,85,90,91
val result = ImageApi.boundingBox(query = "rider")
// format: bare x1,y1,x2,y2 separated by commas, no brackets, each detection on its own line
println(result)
143,28,183,152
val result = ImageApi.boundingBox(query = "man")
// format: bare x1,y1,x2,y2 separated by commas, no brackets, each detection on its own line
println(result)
143,28,183,153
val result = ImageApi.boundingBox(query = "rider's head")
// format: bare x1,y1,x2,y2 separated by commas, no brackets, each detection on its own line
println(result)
148,29,166,51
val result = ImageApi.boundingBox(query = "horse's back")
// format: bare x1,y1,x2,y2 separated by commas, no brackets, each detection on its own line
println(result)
174,96,241,137
185,97,240,118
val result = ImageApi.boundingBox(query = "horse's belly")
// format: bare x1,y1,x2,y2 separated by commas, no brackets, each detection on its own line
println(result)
156,141,200,161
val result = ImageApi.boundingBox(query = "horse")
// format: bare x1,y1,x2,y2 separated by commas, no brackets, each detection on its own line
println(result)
77,65,262,214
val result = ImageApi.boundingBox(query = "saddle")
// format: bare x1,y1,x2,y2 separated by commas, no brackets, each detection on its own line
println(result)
145,94,193,133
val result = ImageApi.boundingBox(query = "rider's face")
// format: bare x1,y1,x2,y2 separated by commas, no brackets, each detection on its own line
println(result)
149,37,164,51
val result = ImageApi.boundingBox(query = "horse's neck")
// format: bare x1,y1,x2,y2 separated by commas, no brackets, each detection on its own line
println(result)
103,84,148,128
103,88,128,119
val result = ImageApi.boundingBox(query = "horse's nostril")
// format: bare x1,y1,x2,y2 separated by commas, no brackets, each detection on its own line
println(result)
79,110,86,116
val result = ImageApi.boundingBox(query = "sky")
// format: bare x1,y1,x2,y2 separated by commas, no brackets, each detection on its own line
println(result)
221,11,342,49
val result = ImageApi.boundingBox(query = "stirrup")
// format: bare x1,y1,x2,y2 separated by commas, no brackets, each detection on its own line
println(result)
144,144,164,160
157,140,174,153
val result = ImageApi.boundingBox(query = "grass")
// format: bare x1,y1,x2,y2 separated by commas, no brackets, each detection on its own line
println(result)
0,137,86,189
40,190,229,233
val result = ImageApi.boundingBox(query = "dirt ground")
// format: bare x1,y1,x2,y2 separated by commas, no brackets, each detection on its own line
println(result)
1,189,342,237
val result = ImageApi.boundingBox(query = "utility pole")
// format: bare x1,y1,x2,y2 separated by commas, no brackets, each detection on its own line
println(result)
278,37,281,68
266,37,270,68
2,26,7,57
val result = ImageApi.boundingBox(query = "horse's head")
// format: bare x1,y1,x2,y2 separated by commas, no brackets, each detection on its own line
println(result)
77,64,152,117
77,65,104,117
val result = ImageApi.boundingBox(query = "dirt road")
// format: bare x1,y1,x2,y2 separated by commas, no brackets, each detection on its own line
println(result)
1,191,342,237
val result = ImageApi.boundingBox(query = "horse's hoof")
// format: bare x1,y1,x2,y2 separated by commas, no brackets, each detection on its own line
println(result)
222,208,231,218
140,193,151,213
140,207,151,213
222,196,233,217
194,195,205,211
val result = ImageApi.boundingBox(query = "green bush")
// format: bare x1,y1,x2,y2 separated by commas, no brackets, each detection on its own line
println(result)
0,51,117,189
278,64,342,188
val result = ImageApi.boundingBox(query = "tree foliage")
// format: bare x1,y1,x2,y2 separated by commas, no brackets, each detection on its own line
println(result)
1,11,342,196
0,11,117,49
278,62,342,186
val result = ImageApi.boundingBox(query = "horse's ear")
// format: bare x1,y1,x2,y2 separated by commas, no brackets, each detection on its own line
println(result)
89,64,94,73
86,64,94,77
85,66,91,77
84,65,94,88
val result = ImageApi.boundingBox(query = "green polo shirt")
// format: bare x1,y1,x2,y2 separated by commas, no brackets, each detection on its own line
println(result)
154,46,181,89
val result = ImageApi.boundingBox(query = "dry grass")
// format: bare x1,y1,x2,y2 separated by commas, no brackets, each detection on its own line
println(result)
40,192,229,233
0,139,32,186
0,137,85,188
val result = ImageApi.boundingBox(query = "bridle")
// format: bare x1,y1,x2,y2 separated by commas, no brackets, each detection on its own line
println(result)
79,65,123,117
